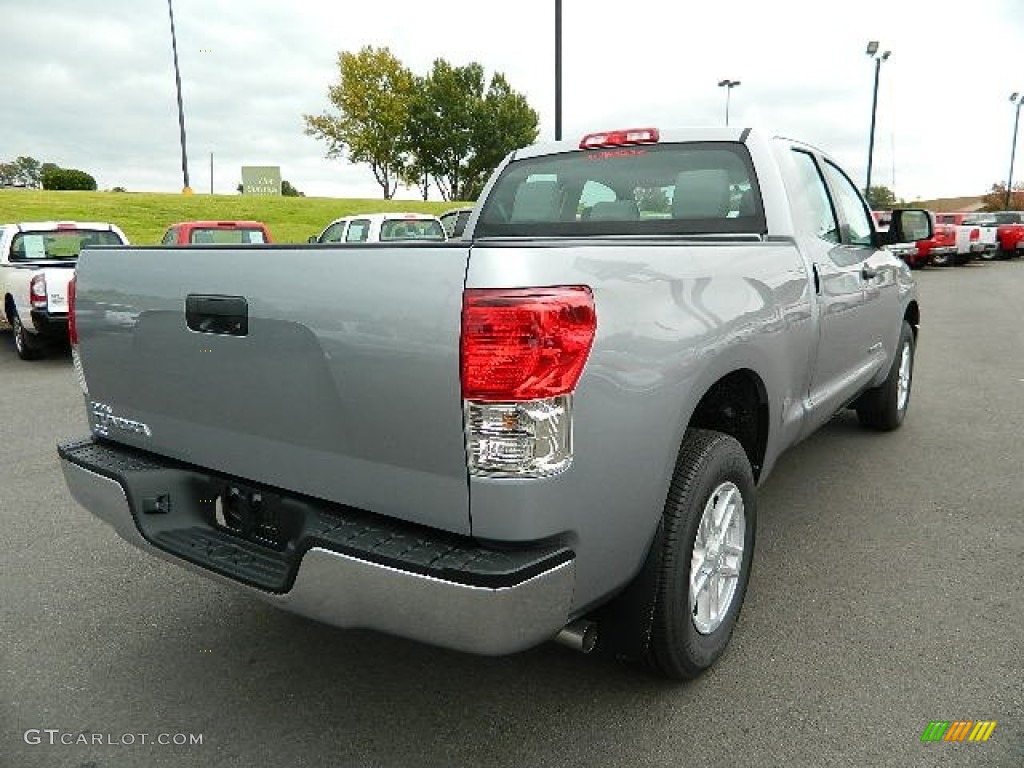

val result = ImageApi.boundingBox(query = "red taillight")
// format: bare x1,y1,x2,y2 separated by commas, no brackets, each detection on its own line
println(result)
30,274,47,309
579,128,659,149
68,275,78,345
461,287,596,401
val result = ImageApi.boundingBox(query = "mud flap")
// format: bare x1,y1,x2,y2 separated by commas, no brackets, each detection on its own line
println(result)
591,521,665,664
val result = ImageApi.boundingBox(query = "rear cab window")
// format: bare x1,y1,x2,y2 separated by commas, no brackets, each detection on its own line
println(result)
10,228,123,262
379,218,445,241
189,228,266,244
475,142,766,238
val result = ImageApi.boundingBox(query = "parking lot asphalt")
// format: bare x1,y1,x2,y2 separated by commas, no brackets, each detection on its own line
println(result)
1,261,1022,768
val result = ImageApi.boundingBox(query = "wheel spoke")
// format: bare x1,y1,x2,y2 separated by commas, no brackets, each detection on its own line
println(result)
691,566,711,603
689,480,746,635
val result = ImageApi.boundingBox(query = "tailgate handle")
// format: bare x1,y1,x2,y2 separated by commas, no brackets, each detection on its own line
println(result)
185,295,248,336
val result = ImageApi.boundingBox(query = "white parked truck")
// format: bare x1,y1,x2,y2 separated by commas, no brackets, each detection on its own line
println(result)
0,221,128,359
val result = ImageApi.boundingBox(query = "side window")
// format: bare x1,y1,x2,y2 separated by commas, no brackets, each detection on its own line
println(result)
790,150,840,243
821,160,873,246
161,228,177,245
578,180,616,219
346,220,370,242
321,221,346,243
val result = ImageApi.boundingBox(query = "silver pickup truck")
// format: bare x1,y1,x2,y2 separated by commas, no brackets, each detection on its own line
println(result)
58,127,928,679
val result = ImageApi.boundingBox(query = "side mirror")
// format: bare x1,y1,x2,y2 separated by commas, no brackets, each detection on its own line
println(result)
882,209,933,245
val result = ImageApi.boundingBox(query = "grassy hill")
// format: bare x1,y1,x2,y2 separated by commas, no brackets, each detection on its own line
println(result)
0,190,468,245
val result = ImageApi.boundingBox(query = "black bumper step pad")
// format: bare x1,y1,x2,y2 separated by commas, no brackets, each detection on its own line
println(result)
60,438,572,593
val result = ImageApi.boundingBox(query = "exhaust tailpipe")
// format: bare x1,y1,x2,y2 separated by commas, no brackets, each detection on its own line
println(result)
554,619,598,654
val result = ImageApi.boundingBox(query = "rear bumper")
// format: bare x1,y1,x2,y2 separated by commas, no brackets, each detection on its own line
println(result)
30,309,68,338
59,438,576,655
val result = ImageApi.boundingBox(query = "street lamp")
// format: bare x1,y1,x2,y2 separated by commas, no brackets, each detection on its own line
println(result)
864,41,891,198
717,79,740,126
1006,93,1023,209
167,0,192,194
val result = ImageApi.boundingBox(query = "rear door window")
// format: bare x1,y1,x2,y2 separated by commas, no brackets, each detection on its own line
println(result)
345,219,370,242
820,161,873,246
788,150,839,243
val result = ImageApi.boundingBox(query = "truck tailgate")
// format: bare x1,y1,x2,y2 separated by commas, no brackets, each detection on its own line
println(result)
75,244,472,534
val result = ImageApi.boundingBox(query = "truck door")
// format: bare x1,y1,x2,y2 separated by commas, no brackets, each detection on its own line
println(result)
786,149,896,429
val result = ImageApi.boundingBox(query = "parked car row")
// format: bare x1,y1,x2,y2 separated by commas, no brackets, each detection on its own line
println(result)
873,209,1024,268
1,206,475,361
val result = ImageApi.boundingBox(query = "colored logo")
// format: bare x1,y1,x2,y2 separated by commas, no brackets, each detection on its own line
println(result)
921,721,997,742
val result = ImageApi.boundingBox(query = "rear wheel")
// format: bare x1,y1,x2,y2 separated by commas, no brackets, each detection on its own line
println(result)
646,429,757,680
10,311,42,360
856,321,914,431
931,251,952,267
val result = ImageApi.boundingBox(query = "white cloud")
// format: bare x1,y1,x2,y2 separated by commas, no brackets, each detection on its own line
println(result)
1,0,1021,201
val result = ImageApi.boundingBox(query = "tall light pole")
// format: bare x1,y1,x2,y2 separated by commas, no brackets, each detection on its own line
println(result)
718,79,740,126
1006,93,1023,209
865,41,890,198
167,0,192,194
554,0,562,141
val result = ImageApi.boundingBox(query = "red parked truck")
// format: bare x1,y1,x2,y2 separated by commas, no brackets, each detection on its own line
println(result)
989,211,1024,258
160,221,273,245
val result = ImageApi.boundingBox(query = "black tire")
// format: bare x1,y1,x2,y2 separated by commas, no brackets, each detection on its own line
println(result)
647,429,757,680
10,311,42,360
931,252,952,267
856,321,914,431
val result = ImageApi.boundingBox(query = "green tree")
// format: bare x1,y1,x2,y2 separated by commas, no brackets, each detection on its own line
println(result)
403,60,484,201
403,60,538,202
304,46,415,200
0,156,44,188
865,185,897,209
463,73,539,200
42,166,97,191
281,180,304,197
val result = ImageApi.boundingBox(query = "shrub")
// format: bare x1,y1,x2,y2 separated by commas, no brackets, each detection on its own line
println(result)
42,167,98,191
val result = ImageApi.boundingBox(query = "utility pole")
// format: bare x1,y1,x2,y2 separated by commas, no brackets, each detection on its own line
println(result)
1006,93,1022,209
717,79,740,126
555,0,562,141
864,41,891,198
167,0,192,194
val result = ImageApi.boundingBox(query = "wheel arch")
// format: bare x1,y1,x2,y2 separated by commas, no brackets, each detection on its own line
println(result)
686,368,770,483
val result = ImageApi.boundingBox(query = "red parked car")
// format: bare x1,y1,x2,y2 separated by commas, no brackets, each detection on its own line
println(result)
912,215,957,268
160,220,273,245
989,211,1024,258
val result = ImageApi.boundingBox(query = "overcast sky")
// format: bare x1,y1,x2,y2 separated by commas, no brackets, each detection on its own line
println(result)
2,0,1021,201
